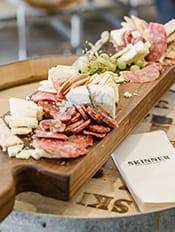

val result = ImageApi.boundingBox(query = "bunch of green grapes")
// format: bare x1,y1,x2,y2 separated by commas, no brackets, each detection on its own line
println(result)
79,53,146,75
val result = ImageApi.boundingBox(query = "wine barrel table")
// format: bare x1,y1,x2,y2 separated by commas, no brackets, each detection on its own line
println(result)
0,55,175,232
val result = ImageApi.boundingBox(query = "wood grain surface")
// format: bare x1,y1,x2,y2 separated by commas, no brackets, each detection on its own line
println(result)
0,55,175,221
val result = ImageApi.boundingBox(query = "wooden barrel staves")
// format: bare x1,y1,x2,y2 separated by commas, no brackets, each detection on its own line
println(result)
0,56,175,231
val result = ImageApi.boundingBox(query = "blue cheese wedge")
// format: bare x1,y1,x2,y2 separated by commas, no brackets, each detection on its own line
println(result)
66,85,91,106
88,84,116,118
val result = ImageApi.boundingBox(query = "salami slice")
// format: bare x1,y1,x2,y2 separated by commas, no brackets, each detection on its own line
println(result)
65,119,85,133
145,22,167,62
83,130,106,138
33,91,58,103
121,63,162,83
69,112,81,124
86,106,102,124
88,124,111,133
39,119,66,133
97,109,118,128
32,134,93,158
71,119,91,134
54,111,72,124
35,131,68,140
37,101,59,118
75,104,89,120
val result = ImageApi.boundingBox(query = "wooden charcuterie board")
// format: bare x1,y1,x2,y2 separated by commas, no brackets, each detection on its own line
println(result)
0,55,175,222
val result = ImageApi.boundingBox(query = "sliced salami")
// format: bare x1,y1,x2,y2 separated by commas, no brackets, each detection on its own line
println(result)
39,119,66,133
65,119,85,133
33,91,58,103
145,22,167,62
121,63,162,83
69,134,93,147
83,130,106,138
75,104,89,120
86,106,102,124
97,109,118,128
54,111,72,124
88,124,111,133
69,112,81,124
32,134,93,158
35,131,68,140
37,101,59,118
71,119,91,134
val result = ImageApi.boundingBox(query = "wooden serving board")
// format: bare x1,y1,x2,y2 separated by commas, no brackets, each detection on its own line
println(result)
0,55,175,222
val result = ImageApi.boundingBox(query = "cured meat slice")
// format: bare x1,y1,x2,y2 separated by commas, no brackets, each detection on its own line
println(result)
88,124,111,133
83,130,106,138
37,101,59,118
86,106,103,124
35,131,68,140
32,134,93,158
39,119,66,133
75,104,89,120
145,22,167,62
71,119,91,134
121,63,162,83
32,91,58,103
69,112,81,124
66,105,77,117
97,109,118,128
54,111,72,124
65,119,85,133
69,134,93,147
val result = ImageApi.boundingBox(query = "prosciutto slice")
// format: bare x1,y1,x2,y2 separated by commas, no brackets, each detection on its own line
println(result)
121,63,162,83
145,22,167,62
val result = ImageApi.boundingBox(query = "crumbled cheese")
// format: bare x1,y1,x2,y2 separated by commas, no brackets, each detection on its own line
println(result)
124,91,132,98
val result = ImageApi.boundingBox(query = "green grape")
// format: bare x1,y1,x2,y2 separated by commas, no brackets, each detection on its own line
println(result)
130,64,140,71
81,62,89,73
134,59,145,68
89,61,99,75
107,62,116,72
100,53,110,60
117,60,127,70
96,56,110,66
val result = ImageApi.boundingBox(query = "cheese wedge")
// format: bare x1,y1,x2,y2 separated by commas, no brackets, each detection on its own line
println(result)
0,118,23,150
48,65,79,82
5,115,38,129
88,84,116,118
66,85,91,106
8,144,24,157
9,97,43,120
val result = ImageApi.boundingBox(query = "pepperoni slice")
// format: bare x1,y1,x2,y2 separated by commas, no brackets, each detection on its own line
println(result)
121,63,162,83
83,130,106,138
71,119,91,134
86,106,102,124
97,109,118,128
39,119,66,133
75,104,89,120
65,119,85,133
145,22,167,62
69,112,81,124
88,124,111,133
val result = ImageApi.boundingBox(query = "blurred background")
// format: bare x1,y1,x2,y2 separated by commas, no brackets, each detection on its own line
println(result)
0,0,158,65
